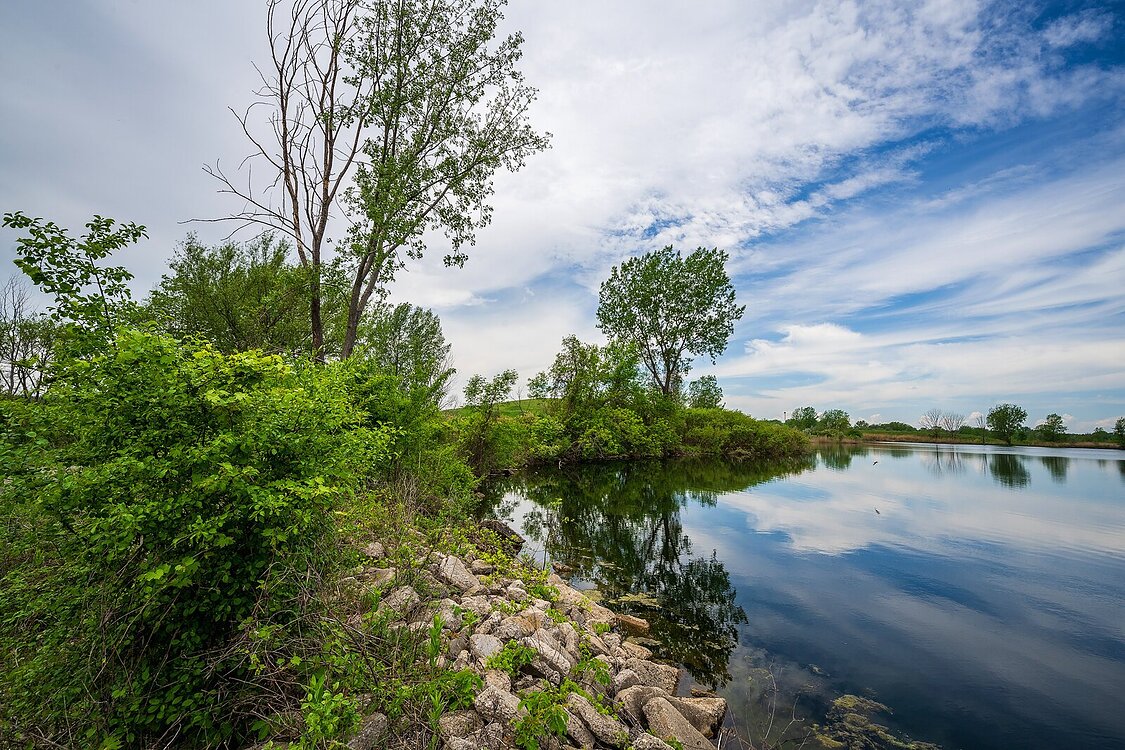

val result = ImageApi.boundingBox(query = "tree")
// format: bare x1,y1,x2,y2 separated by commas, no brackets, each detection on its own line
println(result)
529,335,644,419
687,375,724,409
0,278,55,398
818,409,851,433
920,408,944,432
361,302,455,407
2,212,142,353
596,246,744,397
1036,413,1066,442
1113,417,1124,448
940,411,966,433
206,0,549,360
787,406,818,430
987,403,1028,445
147,234,320,355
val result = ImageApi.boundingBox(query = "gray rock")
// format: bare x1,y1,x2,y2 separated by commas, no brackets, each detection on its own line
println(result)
617,685,669,722
565,693,630,748
585,603,617,631
469,633,505,663
483,669,512,692
435,598,464,630
613,668,644,695
361,541,385,559
668,696,727,738
470,559,495,575
622,640,653,661
623,658,680,694
558,621,580,659
631,733,675,750
459,595,493,617
363,566,396,589
474,685,523,725
438,709,482,741
379,585,420,617
642,698,715,750
437,554,481,592
492,619,526,642
521,636,574,677
345,712,388,750
448,634,468,660
565,708,598,749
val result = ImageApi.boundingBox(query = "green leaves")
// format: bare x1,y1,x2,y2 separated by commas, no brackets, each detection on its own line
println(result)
2,211,144,352
0,329,393,743
596,245,744,397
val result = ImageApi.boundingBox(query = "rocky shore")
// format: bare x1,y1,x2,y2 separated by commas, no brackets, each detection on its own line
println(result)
335,526,729,750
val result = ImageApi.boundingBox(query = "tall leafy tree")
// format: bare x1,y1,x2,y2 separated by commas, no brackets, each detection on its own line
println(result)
687,375,723,409
206,0,550,359
361,302,455,407
987,403,1028,445
596,246,744,397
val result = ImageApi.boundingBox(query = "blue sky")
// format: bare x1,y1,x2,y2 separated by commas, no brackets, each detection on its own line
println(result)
1,0,1123,430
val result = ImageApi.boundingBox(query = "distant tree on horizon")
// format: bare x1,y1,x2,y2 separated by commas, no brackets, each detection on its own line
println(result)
987,403,1028,445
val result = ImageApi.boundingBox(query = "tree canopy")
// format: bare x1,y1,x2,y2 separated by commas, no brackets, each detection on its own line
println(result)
596,246,744,397
210,0,550,359
987,403,1028,445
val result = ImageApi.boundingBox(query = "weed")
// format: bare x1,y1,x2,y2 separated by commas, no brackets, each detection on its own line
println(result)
485,640,537,678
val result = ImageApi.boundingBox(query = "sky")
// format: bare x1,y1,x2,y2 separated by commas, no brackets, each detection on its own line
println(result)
1,0,1123,431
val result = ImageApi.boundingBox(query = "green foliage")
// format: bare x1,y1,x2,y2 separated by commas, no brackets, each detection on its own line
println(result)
682,408,809,458
299,671,361,749
596,246,744,396
513,687,570,750
1036,413,1066,441
687,375,723,409
0,330,391,744
459,369,520,472
2,211,143,352
485,640,537,678
786,406,818,430
1115,417,1125,448
361,302,456,408
987,403,1028,445
147,233,318,356
816,409,851,434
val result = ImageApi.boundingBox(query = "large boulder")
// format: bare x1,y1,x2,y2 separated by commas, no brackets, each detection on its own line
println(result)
643,698,716,750
565,693,631,748
436,554,481,592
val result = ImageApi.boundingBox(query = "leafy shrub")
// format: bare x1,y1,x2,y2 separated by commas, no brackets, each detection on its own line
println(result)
681,408,808,457
0,330,391,745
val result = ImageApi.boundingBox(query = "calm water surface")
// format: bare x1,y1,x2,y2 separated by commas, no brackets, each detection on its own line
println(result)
485,444,1125,750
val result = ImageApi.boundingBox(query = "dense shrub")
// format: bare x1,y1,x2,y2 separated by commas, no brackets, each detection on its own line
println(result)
0,330,392,746
681,408,808,458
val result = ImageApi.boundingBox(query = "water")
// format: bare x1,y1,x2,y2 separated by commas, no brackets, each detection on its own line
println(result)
483,443,1125,750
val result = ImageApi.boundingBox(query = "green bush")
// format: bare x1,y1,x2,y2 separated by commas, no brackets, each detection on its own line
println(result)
681,408,808,458
0,330,391,746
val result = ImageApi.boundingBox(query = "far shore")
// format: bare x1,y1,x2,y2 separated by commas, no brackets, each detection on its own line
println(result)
810,432,1122,450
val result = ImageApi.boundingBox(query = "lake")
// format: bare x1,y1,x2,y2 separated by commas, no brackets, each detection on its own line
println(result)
483,443,1125,750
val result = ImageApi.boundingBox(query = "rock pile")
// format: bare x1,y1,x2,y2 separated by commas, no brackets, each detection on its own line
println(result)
349,539,728,750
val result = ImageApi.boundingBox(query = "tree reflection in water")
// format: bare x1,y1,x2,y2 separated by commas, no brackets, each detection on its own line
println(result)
989,453,1031,488
484,457,814,687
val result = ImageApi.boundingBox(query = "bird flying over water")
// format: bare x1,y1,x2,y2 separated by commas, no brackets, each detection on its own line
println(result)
874,508,881,515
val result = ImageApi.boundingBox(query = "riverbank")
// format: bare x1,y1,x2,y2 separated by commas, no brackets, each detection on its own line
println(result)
814,433,1121,449
253,520,729,750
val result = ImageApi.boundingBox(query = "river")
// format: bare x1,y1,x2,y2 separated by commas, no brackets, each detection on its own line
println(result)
483,443,1125,749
